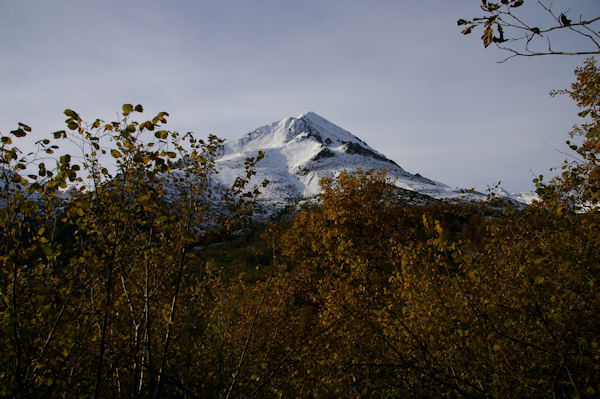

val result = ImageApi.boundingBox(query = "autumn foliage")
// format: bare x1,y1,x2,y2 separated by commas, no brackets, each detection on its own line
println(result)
2,58,600,398
264,170,600,397
0,105,264,397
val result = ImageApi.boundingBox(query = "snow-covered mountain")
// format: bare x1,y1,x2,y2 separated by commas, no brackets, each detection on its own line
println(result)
215,112,522,217
0,112,533,220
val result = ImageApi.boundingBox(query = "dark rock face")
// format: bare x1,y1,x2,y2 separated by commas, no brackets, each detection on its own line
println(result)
307,132,323,144
311,148,335,161
296,168,307,176
291,118,328,145
342,142,399,166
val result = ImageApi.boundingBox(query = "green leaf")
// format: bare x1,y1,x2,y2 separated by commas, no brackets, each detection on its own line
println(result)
64,109,77,118
60,154,71,165
38,163,46,176
11,129,26,138
18,122,32,132
155,130,168,139
578,110,590,118
134,104,144,112
41,246,53,257
111,149,122,158
122,103,134,115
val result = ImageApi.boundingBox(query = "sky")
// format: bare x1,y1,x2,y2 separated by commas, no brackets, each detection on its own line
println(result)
1,0,599,193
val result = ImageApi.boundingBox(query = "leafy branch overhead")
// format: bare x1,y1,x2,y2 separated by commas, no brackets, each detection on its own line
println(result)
458,0,600,62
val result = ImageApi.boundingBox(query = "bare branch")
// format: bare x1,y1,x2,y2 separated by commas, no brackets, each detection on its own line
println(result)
460,0,600,62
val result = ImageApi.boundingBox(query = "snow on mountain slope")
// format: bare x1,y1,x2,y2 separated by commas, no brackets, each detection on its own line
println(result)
215,112,500,216
0,112,533,219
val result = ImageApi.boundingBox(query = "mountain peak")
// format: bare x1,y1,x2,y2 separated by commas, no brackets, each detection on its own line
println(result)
225,111,368,153
297,110,321,120
214,112,531,219
217,112,454,210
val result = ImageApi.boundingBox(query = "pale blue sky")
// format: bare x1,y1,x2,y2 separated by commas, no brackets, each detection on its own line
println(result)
1,0,599,192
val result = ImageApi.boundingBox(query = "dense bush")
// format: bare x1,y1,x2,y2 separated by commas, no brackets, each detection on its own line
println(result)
0,105,264,398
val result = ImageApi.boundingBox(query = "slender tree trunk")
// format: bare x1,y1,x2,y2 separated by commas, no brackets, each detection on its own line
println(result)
154,246,187,398
94,257,116,399
226,239,277,399
140,232,154,397
11,260,24,393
